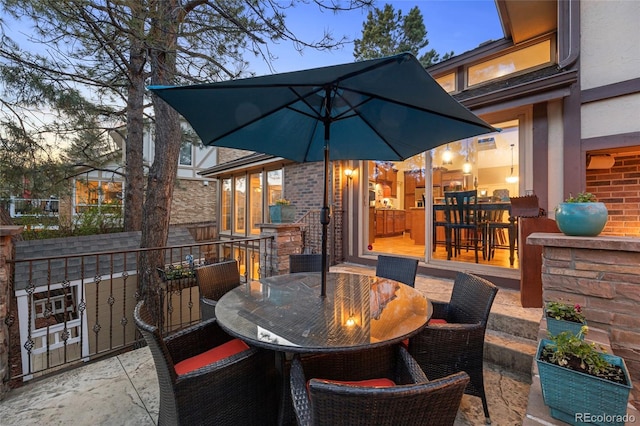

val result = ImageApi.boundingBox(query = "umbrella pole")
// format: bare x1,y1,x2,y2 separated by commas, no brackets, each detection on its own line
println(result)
321,143,330,298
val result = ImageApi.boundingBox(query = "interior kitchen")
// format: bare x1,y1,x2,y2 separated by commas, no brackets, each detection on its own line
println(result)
367,122,521,268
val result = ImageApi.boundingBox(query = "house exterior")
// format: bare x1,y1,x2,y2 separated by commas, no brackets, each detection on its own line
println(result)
201,0,639,289
55,124,218,227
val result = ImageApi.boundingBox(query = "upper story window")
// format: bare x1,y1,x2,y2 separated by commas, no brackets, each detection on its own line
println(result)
179,143,193,166
467,38,552,87
435,73,456,93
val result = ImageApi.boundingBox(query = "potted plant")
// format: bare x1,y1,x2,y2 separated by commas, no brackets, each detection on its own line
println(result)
554,192,608,236
545,300,587,338
269,198,296,223
536,327,632,425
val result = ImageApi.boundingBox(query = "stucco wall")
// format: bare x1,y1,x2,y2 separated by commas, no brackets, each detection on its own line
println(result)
580,0,640,90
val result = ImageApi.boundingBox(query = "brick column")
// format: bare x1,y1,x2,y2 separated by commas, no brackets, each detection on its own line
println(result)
528,232,640,406
259,223,305,276
0,226,22,400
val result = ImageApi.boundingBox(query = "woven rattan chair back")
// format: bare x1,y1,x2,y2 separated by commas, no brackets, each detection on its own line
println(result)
289,253,323,273
407,272,498,423
134,300,278,425
289,346,468,426
448,272,498,325
196,260,240,320
375,254,418,287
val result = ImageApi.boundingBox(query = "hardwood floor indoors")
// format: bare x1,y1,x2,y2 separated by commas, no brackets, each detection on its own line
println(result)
370,231,519,269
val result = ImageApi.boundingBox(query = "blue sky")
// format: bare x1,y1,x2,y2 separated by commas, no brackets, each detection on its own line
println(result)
250,0,504,75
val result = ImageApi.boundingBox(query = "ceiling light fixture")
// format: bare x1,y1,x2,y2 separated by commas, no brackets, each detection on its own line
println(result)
506,143,519,183
442,144,453,165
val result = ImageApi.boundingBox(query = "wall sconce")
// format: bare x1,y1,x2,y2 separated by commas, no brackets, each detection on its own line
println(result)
344,168,354,179
442,144,453,165
505,143,519,183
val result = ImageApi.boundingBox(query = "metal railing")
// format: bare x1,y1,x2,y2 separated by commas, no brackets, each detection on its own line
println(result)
297,209,342,262
8,236,274,382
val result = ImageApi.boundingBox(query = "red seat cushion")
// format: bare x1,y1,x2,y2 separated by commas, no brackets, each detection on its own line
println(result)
310,377,396,390
174,338,249,375
428,318,448,325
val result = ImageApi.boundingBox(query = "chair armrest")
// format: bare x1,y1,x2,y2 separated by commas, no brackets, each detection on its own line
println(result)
430,301,450,320
396,345,429,385
165,318,234,362
290,355,313,426
200,297,217,320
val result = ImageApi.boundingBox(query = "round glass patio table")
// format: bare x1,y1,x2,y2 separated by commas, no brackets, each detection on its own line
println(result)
215,271,432,353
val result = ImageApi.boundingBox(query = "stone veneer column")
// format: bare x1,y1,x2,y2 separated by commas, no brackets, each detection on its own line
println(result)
528,232,640,391
259,223,305,276
0,226,22,400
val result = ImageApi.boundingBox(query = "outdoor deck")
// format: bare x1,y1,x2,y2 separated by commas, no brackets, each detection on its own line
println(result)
1,263,540,425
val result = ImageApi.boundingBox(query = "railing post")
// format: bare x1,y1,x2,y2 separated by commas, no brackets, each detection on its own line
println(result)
0,226,23,400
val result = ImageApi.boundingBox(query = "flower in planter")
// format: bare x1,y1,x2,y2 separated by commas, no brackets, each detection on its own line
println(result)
564,191,597,203
540,327,627,384
275,198,290,205
545,300,586,324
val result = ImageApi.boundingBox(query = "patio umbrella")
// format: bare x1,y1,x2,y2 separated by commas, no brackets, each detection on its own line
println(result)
149,52,496,297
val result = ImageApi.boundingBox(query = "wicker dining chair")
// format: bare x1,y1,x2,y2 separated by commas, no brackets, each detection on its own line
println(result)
134,301,278,426
375,254,419,287
289,253,324,273
196,260,241,320
407,272,498,424
289,345,469,426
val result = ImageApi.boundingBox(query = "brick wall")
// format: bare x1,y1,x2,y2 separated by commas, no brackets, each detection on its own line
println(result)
529,233,640,407
170,179,216,225
283,161,344,261
587,153,640,237
0,226,22,400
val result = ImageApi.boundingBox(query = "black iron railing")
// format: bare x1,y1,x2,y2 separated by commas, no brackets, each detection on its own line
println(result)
8,236,274,383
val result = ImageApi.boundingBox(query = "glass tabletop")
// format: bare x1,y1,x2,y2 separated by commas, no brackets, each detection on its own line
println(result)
215,272,432,353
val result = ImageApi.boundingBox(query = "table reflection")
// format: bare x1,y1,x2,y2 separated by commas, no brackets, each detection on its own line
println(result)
215,272,432,353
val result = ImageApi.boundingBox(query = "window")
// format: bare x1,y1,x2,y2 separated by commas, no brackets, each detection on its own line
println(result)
249,172,263,235
179,143,193,165
234,176,246,234
218,168,283,236
266,170,283,221
74,179,123,214
221,178,232,232
468,39,552,87
365,118,522,270
435,73,456,93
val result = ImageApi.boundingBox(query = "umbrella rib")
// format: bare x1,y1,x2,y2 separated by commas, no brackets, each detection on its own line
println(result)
209,87,324,143
340,87,495,130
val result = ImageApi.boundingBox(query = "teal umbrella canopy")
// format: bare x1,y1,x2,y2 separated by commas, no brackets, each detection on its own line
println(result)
149,53,496,296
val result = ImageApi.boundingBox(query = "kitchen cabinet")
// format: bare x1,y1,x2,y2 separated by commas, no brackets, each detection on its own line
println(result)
374,209,406,237
404,170,426,209
369,161,398,197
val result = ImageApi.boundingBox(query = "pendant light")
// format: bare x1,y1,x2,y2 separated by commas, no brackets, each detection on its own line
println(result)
505,143,519,183
442,144,453,165
462,139,472,174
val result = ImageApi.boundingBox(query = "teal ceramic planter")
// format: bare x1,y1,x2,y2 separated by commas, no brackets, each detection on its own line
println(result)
269,205,296,223
554,202,608,236
536,339,632,425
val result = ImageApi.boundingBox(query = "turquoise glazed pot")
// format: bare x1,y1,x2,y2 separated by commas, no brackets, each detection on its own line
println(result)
554,202,608,236
269,205,296,223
